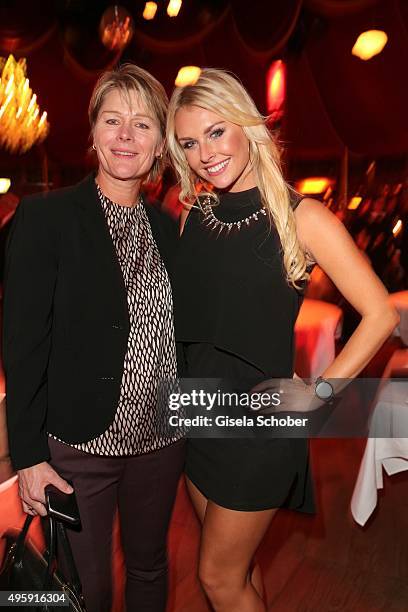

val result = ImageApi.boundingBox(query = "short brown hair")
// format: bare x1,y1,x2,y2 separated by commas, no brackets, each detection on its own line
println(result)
89,63,168,182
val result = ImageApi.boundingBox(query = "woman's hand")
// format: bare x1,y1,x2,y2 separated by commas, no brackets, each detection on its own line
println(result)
17,462,73,517
251,376,325,414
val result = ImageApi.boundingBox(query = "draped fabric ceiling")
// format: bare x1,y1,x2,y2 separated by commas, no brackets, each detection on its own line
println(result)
0,0,407,166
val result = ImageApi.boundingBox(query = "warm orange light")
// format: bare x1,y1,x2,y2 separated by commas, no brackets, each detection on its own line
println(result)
352,30,388,60
100,5,134,51
366,161,376,175
348,196,362,210
143,2,157,20
0,178,11,194
393,219,402,237
266,60,286,120
0,54,49,153
175,66,201,87
296,177,332,195
323,186,333,201
271,68,282,97
167,0,182,17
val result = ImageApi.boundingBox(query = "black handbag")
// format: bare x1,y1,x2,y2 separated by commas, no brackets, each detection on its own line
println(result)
0,514,86,611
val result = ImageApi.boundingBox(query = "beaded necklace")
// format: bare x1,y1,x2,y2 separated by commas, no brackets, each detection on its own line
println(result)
201,195,267,234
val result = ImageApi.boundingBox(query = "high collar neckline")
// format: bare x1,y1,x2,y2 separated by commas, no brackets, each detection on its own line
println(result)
217,186,261,209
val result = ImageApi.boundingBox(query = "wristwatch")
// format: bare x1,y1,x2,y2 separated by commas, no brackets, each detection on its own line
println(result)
314,377,334,402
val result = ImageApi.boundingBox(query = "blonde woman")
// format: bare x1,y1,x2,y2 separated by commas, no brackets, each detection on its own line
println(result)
166,68,398,611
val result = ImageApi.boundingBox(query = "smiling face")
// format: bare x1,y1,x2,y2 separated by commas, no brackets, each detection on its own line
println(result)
93,88,163,193
174,105,256,193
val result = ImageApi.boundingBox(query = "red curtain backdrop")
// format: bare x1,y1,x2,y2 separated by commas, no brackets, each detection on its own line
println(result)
0,0,406,165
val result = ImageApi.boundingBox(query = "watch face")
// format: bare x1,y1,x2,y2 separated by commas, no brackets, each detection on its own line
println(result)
315,380,333,400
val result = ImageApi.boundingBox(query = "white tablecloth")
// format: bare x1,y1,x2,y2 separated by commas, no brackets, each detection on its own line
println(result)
390,290,408,346
351,381,408,526
295,298,343,379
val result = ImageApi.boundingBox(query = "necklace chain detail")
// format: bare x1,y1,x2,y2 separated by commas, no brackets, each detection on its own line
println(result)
201,195,267,234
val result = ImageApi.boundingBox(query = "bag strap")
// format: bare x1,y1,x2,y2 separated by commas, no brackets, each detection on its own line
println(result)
42,516,57,590
55,521,83,595
12,514,57,589
12,515,35,566
12,514,83,598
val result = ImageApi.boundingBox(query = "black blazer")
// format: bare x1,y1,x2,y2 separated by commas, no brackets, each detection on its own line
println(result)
3,173,178,470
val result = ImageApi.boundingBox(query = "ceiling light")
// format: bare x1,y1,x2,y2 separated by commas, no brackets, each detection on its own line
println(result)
296,177,332,195
143,2,157,20
352,30,388,60
167,0,182,18
393,219,402,237
0,178,11,194
0,55,49,154
175,66,201,87
348,196,362,210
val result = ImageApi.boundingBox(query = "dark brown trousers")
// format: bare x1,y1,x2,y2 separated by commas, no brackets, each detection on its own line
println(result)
48,437,185,612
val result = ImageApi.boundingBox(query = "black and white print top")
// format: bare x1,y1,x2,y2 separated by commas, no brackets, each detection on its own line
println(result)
53,185,180,455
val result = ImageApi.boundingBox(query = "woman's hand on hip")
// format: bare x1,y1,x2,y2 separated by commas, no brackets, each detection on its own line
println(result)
251,377,324,413
17,462,73,517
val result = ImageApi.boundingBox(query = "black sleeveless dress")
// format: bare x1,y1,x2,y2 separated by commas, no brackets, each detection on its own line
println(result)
173,187,315,512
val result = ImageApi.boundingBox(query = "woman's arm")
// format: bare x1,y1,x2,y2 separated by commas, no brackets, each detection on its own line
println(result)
3,196,57,466
295,198,399,381
3,195,72,515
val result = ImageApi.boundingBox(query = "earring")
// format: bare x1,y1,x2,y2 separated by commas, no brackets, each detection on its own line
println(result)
92,144,96,151
157,152,163,159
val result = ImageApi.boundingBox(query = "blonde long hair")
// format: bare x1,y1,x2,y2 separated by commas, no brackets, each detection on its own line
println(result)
166,68,309,287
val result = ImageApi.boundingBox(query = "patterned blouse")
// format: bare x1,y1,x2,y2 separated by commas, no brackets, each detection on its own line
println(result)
51,185,180,455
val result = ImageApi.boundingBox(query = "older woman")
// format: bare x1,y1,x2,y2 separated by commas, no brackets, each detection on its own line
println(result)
3,64,185,612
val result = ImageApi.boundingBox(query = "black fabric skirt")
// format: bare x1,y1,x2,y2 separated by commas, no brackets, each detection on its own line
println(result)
181,342,315,513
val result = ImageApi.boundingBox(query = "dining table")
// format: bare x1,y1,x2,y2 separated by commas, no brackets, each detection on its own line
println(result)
350,378,408,526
